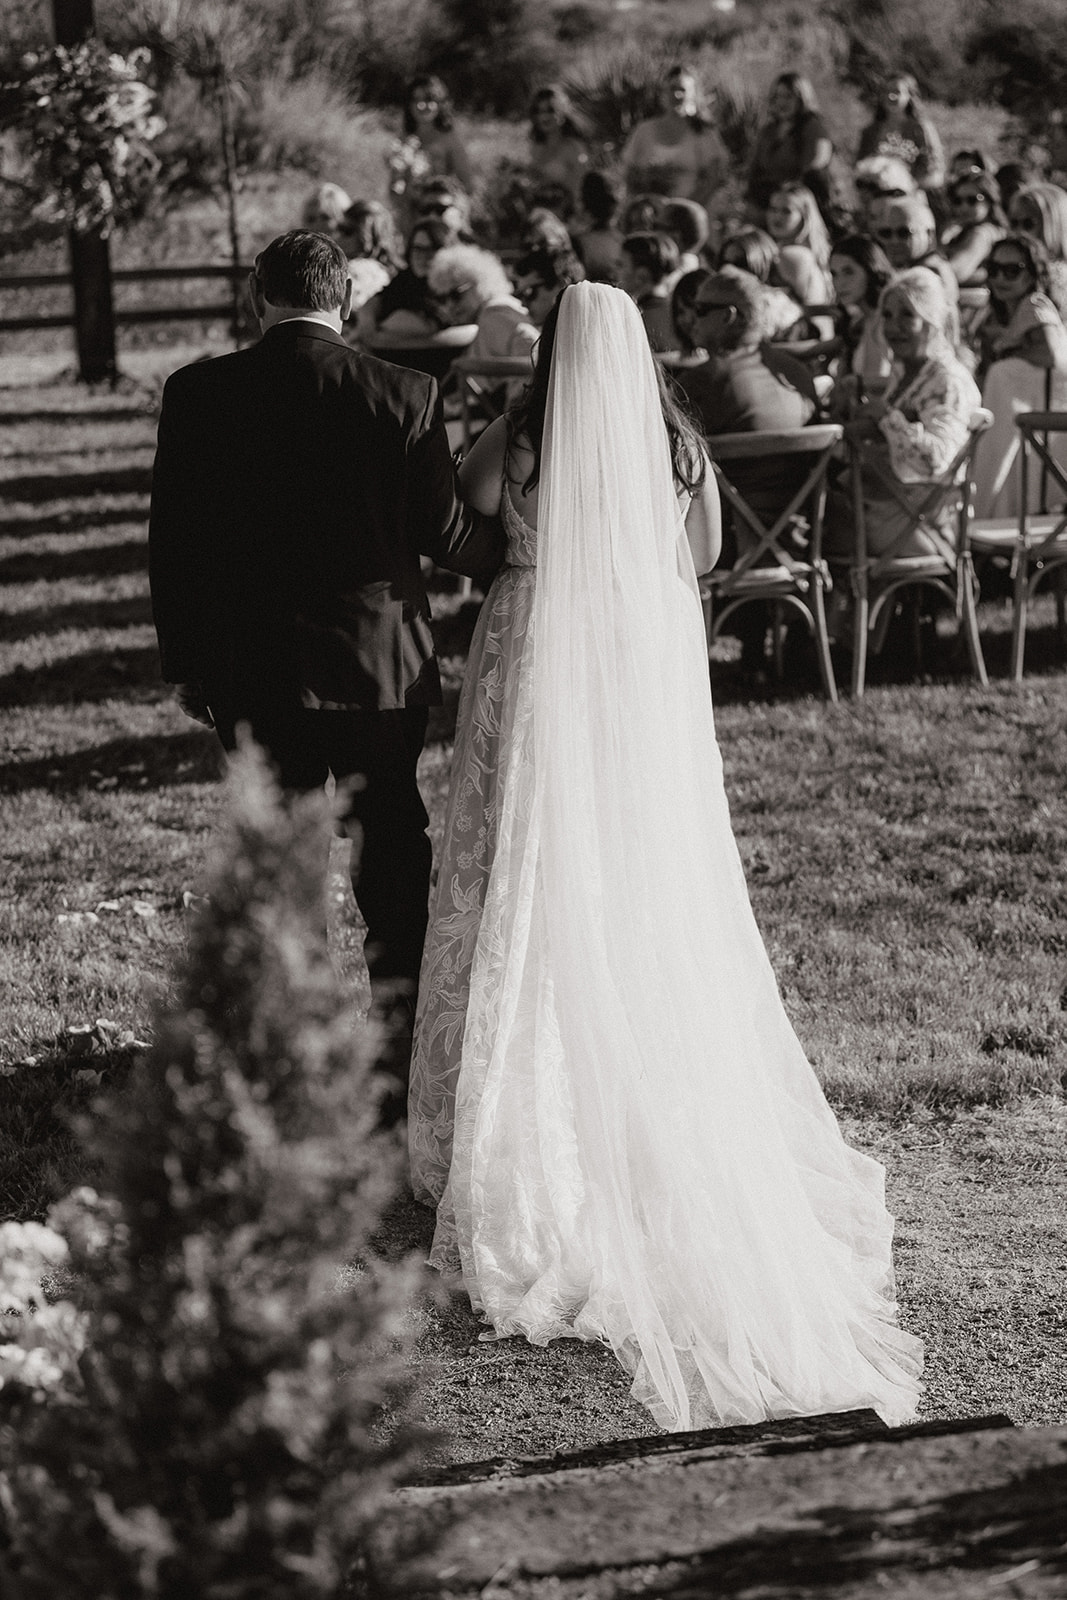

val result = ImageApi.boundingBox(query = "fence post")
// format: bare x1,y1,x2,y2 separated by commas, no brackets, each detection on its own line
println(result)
52,0,118,383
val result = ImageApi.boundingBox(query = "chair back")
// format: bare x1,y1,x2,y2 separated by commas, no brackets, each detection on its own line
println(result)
1017,411,1067,558
708,424,843,584
454,354,532,447
851,409,992,578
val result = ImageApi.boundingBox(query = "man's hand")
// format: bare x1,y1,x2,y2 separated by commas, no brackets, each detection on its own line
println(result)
174,682,214,727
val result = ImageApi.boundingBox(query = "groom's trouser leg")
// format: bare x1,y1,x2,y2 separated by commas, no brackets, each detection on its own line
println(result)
321,707,432,998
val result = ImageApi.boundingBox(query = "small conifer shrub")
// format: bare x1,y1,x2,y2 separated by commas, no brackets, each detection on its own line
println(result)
0,743,428,1599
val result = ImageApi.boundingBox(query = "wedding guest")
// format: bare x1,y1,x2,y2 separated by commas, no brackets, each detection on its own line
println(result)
948,148,989,185
940,171,1006,287
856,73,945,192
826,232,894,402
621,61,728,207
619,231,681,351
660,197,710,276
527,84,591,211
1005,182,1067,313
664,267,710,367
573,169,624,283
716,226,806,338
825,268,980,568
403,74,473,193
358,217,460,340
300,182,352,238
414,175,473,240
511,245,585,328
676,266,817,673
970,234,1067,518
852,155,915,231
764,181,833,308
520,206,574,254
428,243,538,403
995,162,1033,216
746,73,842,230
874,193,959,310
620,194,662,234
341,258,392,348
337,199,403,274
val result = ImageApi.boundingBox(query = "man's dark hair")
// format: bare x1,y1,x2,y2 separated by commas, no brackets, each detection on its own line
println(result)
255,230,348,311
580,170,621,228
513,245,585,293
621,231,680,286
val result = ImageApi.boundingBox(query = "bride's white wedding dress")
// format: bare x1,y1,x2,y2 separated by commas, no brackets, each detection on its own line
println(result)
409,283,922,1432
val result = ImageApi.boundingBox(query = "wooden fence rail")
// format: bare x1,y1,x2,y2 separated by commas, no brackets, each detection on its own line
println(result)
0,263,251,335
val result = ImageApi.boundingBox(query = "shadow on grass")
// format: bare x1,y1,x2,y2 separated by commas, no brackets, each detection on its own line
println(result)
0,407,156,425
0,537,147,584
0,727,221,793
0,644,162,708
0,465,152,501
3,593,152,644
0,501,149,541
648,1462,1067,1597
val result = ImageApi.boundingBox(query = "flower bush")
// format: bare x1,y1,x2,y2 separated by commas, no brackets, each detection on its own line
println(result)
0,743,431,1598
2,39,165,235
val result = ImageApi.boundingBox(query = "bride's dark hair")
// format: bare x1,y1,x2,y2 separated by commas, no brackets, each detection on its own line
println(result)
507,287,707,496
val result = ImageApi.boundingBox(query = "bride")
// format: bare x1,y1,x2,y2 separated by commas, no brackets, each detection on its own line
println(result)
409,282,922,1432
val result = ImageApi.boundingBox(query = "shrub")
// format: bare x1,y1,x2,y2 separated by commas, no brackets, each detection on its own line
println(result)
0,743,428,1599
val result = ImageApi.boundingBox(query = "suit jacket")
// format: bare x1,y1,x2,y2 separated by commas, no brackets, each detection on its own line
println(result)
149,319,503,711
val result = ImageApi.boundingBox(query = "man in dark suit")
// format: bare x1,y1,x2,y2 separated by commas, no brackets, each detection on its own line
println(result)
149,230,503,1108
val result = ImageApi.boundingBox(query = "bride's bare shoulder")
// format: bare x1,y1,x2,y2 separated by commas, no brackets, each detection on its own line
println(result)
459,416,535,517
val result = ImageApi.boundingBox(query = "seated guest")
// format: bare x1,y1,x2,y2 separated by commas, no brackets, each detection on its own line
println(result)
574,170,625,283
341,258,392,348
621,194,662,235
619,231,681,350
337,199,403,273
876,195,958,302
676,266,817,672
665,267,711,367
520,205,574,254
357,217,460,341
718,225,808,338
428,243,538,403
970,234,1067,517
413,175,473,239
940,171,1006,287
825,232,895,404
511,245,585,327
660,198,710,276
301,182,352,238
825,269,981,572
764,182,833,308
852,156,915,232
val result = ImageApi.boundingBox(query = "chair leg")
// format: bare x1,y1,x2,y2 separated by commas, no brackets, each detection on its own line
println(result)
1057,566,1067,649
771,602,785,680
810,584,839,703
958,561,988,688
851,593,869,697
1011,565,1029,684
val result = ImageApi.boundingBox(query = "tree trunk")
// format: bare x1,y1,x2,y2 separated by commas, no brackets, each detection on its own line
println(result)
52,0,119,384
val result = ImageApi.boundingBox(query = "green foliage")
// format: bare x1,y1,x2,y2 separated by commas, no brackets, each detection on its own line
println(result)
964,2,1067,129
0,744,428,1598
420,0,559,116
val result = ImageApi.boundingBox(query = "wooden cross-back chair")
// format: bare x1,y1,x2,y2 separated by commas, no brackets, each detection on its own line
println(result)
701,423,843,702
970,410,1067,681
847,409,992,697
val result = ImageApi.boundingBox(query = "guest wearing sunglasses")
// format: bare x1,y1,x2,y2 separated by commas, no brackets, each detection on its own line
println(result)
428,244,538,406
1005,183,1067,315
940,172,1006,288
511,245,585,328
970,235,1067,518
874,194,959,318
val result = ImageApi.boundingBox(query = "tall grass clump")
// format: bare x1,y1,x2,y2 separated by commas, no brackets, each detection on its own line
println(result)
0,742,427,1598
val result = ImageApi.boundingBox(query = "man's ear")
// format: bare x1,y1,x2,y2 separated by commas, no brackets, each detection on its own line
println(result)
248,269,266,322
339,275,354,323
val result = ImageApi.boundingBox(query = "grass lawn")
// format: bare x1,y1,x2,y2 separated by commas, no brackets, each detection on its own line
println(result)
1,363,1065,1456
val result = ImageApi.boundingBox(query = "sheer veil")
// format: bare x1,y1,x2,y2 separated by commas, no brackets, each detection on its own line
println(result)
434,283,922,1431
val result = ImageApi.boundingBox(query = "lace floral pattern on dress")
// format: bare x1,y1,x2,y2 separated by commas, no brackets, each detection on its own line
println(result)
408,485,537,1206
